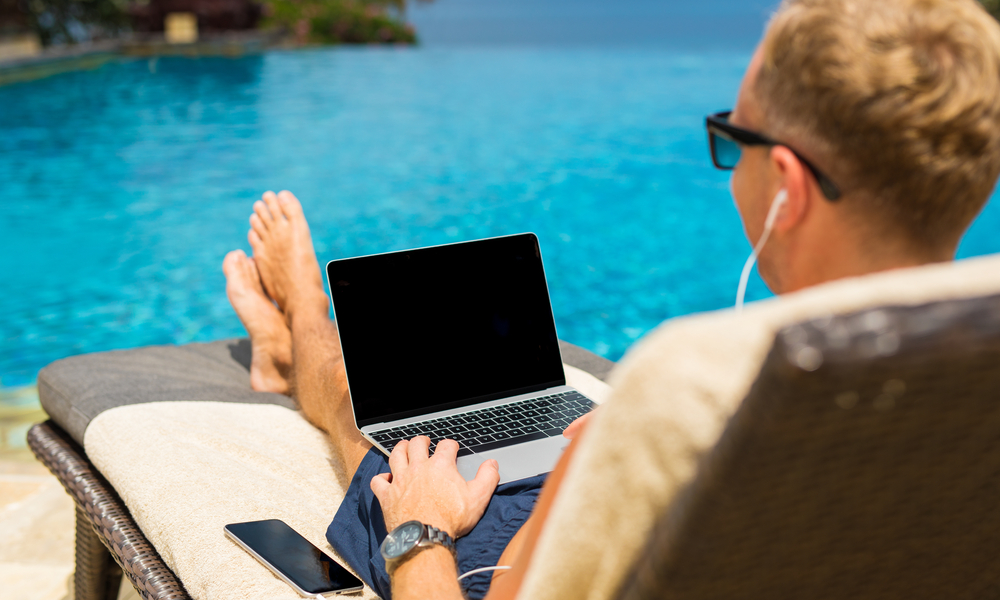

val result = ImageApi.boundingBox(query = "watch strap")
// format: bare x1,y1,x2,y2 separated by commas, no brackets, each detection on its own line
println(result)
385,523,457,576
419,524,457,555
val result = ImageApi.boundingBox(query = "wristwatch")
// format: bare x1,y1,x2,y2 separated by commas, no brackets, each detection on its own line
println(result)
380,520,457,575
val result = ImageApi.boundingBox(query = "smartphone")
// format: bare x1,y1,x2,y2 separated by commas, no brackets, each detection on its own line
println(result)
224,519,364,597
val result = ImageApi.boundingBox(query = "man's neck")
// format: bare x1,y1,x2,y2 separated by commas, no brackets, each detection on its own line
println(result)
765,225,956,295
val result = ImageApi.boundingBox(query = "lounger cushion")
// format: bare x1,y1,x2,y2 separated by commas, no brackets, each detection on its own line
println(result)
82,366,612,600
38,339,612,446
37,339,293,445
517,253,1000,600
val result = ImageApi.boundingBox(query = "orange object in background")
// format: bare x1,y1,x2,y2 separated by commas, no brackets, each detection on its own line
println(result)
129,0,262,35
0,33,41,61
165,12,198,44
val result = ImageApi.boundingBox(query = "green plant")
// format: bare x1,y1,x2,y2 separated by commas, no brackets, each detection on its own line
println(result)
18,0,129,45
262,0,418,45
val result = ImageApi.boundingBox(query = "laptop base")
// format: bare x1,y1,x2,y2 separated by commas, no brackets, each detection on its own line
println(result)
457,434,571,484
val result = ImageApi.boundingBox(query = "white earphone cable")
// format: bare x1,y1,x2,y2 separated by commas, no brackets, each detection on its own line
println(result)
457,565,513,581
735,189,787,313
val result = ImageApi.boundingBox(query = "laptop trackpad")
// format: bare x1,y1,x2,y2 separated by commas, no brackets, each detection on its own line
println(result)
456,436,571,485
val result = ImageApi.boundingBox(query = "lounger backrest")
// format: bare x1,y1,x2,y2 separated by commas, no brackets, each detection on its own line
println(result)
616,293,1000,600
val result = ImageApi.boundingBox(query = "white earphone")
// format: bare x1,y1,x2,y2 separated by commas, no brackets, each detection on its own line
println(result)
735,188,788,313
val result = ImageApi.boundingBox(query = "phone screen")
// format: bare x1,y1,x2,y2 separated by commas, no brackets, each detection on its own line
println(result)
225,519,363,595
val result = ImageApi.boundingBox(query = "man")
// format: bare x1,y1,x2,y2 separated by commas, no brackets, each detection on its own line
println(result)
222,0,1000,598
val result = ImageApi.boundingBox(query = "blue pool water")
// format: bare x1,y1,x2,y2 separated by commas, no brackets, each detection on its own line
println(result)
3,47,1000,389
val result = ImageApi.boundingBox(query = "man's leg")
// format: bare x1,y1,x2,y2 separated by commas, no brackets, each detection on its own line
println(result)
246,190,372,478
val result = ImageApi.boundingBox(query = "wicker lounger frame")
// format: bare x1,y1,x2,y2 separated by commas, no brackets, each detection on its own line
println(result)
615,293,1000,600
28,420,192,600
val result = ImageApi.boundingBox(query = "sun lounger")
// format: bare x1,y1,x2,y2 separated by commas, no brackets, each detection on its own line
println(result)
28,339,613,600
29,253,1000,600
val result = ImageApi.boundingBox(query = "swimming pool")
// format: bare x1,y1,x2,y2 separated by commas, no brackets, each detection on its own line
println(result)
3,47,1000,391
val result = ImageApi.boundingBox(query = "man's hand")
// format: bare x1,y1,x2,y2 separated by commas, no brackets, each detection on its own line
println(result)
371,436,500,538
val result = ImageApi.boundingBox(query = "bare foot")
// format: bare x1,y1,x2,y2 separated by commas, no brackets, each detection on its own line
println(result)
223,249,293,394
247,190,329,323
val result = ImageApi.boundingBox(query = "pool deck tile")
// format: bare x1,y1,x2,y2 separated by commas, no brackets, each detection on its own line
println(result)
0,455,74,600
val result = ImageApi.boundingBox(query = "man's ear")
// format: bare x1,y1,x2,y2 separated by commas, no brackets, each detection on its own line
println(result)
768,145,813,233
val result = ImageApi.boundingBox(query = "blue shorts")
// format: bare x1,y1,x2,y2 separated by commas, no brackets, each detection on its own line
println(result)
326,448,547,600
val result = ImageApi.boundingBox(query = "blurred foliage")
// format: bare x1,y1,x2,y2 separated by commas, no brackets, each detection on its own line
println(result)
16,0,129,45
262,0,420,45
983,0,1000,20
7,0,423,46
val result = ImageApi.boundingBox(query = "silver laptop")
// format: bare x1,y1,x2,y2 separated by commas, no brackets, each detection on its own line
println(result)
326,233,597,484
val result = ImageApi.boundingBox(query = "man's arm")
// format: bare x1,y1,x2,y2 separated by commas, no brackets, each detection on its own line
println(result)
373,413,596,600
371,436,500,599
390,545,463,600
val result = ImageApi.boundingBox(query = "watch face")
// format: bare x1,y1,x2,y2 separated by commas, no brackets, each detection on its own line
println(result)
382,521,424,560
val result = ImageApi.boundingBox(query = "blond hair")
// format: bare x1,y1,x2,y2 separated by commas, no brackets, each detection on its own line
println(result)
755,0,1000,251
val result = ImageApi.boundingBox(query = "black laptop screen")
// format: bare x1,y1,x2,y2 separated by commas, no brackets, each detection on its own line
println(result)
327,233,566,428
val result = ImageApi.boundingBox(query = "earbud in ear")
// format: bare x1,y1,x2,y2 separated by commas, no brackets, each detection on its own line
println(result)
763,189,788,231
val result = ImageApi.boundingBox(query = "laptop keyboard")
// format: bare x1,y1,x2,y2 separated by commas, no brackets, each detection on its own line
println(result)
368,390,597,457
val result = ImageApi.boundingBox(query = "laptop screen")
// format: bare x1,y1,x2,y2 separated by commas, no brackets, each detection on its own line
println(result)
327,233,566,428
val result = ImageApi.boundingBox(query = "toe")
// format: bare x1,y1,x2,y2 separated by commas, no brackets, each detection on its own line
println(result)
248,228,264,251
263,192,285,224
277,190,305,221
254,200,273,226
250,213,268,239
222,249,247,276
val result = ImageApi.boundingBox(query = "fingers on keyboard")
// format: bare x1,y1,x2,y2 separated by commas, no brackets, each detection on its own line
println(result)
370,392,597,455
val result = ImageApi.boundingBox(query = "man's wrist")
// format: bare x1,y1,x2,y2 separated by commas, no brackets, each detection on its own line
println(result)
392,544,456,577
389,545,462,600
387,517,456,540
383,521,458,577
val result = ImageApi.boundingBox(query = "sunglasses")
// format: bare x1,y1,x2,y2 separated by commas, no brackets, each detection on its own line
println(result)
705,110,841,201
